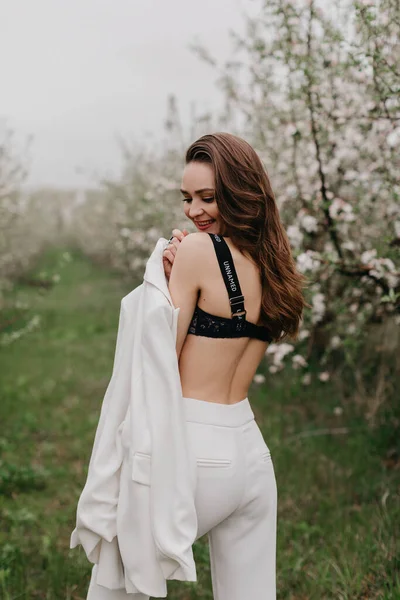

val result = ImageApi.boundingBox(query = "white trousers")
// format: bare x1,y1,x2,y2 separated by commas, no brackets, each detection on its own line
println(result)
87,396,277,600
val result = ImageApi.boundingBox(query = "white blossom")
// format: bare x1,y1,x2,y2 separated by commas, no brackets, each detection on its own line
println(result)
386,128,400,148
301,214,318,233
120,228,131,238
387,273,400,289
342,241,356,251
330,335,342,349
287,225,304,248
361,249,377,264
266,342,295,367
311,293,326,324
292,354,308,369
329,198,356,222
296,250,322,273
253,374,266,384
298,329,310,341
318,371,330,382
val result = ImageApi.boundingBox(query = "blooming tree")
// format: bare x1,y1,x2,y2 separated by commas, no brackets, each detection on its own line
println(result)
189,0,400,383
68,0,399,398
0,121,66,342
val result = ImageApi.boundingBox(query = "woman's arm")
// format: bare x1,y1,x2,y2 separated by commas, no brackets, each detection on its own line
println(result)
167,233,202,359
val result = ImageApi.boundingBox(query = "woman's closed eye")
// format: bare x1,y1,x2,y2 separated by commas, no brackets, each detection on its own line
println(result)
182,197,214,203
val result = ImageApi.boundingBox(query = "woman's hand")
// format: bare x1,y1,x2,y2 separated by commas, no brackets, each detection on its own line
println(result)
163,228,190,282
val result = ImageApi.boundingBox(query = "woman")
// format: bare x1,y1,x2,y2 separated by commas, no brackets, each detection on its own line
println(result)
159,132,307,599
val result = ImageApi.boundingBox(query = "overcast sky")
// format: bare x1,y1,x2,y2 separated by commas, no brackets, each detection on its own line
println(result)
1,0,256,189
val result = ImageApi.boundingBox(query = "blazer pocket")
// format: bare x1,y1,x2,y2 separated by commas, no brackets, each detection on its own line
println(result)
131,452,151,486
196,457,232,468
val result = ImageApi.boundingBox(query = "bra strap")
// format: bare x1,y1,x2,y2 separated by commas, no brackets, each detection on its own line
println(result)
208,233,246,318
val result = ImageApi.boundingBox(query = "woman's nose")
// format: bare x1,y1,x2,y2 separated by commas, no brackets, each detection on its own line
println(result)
188,203,205,219
189,209,205,219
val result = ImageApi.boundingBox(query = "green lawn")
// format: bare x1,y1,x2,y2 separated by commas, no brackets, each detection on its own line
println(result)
0,248,398,599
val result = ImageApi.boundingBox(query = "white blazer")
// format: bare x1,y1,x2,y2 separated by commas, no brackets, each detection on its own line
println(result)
70,237,198,597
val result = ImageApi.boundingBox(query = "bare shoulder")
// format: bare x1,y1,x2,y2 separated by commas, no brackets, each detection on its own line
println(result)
169,233,212,294
174,233,214,283
176,231,212,257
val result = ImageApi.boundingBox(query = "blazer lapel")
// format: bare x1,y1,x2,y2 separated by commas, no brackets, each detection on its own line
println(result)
143,238,176,308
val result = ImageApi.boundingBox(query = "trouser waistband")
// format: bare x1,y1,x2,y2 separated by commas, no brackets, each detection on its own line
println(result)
182,396,255,427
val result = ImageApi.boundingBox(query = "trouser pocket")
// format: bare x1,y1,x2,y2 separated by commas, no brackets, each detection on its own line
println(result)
186,421,237,479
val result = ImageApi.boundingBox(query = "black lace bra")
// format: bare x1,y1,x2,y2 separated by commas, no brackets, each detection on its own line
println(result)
187,233,273,343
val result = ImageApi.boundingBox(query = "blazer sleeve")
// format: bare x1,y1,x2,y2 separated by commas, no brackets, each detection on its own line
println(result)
70,296,135,563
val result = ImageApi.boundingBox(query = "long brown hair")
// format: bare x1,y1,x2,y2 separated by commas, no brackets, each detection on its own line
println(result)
185,132,309,342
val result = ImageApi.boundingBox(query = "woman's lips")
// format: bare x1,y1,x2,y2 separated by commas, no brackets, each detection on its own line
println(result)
194,219,215,230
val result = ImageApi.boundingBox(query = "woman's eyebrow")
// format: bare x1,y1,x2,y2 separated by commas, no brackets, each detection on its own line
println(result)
180,187,214,194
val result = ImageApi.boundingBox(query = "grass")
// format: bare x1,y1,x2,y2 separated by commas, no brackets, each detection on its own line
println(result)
0,248,399,599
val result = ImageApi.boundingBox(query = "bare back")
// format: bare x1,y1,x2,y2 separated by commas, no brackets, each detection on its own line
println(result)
178,236,269,404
